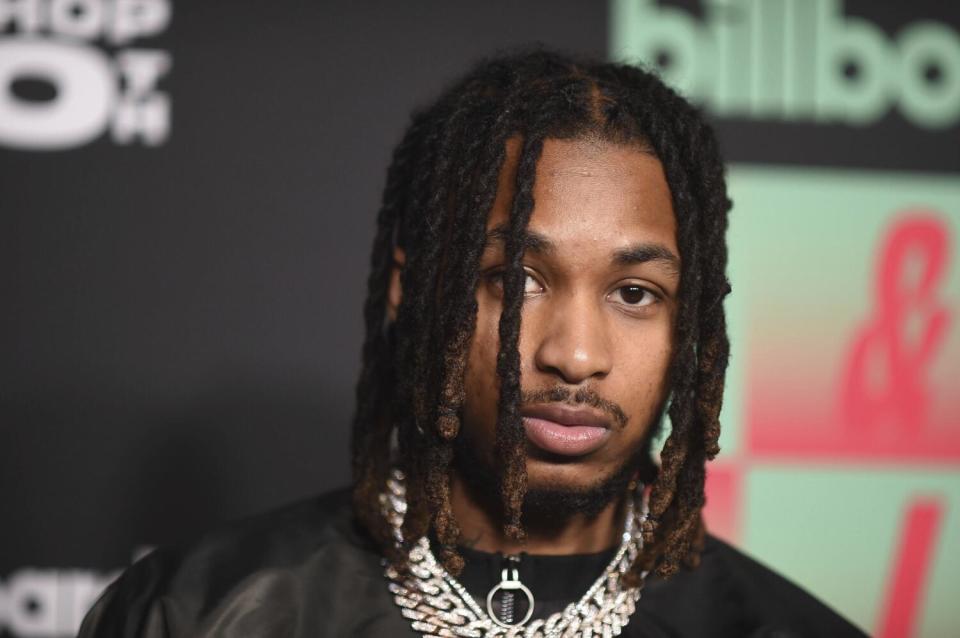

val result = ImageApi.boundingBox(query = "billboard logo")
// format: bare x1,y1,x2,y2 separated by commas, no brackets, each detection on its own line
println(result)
610,0,960,129
0,0,172,150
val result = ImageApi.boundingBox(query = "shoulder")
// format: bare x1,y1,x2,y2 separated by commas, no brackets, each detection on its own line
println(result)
637,534,868,638
78,487,401,637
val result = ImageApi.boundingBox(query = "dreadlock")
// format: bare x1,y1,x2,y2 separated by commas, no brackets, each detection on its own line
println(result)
350,48,732,583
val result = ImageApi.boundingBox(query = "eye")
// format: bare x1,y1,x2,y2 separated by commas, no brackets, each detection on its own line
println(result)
522,272,542,295
609,284,657,307
484,269,543,296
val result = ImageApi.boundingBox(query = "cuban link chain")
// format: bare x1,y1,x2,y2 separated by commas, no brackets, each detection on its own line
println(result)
380,468,649,637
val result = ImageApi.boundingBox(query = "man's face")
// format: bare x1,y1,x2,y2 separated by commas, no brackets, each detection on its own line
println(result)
459,135,679,501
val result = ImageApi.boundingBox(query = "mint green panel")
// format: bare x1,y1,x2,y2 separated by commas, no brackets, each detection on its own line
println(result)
743,467,960,637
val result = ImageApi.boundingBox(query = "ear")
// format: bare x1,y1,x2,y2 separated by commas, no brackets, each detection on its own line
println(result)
386,246,405,323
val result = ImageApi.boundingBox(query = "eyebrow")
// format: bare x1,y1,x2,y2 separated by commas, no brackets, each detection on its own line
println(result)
613,243,680,275
486,223,553,253
485,223,680,275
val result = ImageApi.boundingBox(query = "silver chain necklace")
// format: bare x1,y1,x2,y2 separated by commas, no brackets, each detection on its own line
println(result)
380,469,649,637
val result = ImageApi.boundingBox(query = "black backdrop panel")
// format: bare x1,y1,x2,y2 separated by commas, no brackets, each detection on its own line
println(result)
1,0,608,573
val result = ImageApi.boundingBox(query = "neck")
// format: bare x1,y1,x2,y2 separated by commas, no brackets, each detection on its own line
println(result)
448,470,628,556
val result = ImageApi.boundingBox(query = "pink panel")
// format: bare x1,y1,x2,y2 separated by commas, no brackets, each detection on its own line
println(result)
748,213,959,462
877,497,945,638
703,463,741,543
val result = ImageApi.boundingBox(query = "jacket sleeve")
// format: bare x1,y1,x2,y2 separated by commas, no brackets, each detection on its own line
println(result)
78,551,172,638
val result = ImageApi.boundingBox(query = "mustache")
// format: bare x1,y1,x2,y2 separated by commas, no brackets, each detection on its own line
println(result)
520,386,629,430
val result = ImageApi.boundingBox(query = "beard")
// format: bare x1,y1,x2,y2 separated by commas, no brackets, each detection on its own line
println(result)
452,430,651,524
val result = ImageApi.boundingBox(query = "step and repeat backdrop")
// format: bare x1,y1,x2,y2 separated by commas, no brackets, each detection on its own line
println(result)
1,1,957,636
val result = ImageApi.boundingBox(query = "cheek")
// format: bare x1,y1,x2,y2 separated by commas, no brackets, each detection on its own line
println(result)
633,347,671,398
614,325,674,427
638,326,673,382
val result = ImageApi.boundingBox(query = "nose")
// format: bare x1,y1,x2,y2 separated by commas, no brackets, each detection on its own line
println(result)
532,297,613,384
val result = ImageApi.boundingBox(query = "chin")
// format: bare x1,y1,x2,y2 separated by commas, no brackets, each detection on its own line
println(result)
522,456,638,519
454,437,641,522
525,455,616,488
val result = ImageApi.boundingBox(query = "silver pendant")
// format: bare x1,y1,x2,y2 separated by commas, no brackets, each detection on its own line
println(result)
486,555,535,628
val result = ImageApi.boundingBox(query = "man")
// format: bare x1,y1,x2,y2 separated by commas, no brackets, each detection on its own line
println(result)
80,50,865,637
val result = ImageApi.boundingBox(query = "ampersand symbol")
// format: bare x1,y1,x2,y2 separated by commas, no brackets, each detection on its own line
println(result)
843,212,951,437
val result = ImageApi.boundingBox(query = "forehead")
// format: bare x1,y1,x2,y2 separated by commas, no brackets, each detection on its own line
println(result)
487,136,677,254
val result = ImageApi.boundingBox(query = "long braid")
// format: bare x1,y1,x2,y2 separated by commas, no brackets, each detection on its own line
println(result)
351,111,431,549
601,68,730,579
394,88,489,547
398,61,532,569
422,92,517,572
652,100,730,579
492,131,544,539
427,100,525,572
493,74,596,538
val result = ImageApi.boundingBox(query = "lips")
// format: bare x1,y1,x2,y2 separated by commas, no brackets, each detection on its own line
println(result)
520,404,612,457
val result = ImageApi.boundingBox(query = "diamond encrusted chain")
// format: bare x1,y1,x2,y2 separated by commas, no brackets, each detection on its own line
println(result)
380,469,648,637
